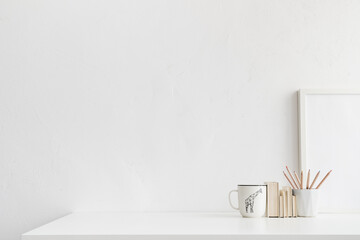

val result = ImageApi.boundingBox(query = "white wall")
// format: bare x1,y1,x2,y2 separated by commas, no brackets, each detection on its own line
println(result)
1,0,360,239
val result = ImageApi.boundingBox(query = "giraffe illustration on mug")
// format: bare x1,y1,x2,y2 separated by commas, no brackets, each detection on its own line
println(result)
245,188,262,213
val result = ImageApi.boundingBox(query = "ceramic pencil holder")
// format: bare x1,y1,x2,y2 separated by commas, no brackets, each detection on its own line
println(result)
293,189,319,217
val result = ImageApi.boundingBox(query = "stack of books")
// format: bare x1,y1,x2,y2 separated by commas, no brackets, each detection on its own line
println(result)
265,182,297,218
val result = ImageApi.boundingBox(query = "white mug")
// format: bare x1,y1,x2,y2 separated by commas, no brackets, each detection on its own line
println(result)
229,185,267,217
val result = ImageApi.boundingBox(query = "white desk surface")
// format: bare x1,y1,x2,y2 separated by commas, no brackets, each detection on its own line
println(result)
22,212,360,240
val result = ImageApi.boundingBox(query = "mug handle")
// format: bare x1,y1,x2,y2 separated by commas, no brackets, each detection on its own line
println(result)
228,190,239,210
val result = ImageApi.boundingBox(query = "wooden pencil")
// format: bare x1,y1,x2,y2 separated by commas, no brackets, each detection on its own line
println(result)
309,171,320,189
283,171,296,189
306,169,310,189
316,170,332,189
300,170,303,189
294,171,301,187
286,166,299,189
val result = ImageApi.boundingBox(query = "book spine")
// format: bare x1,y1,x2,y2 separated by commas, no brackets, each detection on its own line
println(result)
287,188,292,217
265,182,280,218
279,194,284,218
292,196,297,217
275,183,279,217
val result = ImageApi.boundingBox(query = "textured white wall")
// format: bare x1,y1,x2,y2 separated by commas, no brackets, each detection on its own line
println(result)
1,0,360,239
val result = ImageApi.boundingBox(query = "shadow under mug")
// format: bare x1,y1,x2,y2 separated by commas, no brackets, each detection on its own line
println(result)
229,185,267,217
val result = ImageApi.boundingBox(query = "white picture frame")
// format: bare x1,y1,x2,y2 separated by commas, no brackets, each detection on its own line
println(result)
298,89,360,213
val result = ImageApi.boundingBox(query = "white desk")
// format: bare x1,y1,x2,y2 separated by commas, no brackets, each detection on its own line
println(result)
22,212,360,240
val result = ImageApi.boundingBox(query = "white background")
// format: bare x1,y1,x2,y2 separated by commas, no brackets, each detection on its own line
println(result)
1,0,360,239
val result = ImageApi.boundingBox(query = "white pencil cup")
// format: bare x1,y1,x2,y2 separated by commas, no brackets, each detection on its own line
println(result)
293,189,319,217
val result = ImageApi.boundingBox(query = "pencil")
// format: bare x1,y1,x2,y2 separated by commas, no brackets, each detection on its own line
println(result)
294,171,301,187
306,169,310,189
316,170,332,189
283,171,295,189
286,166,299,189
309,171,320,189
300,170,303,189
